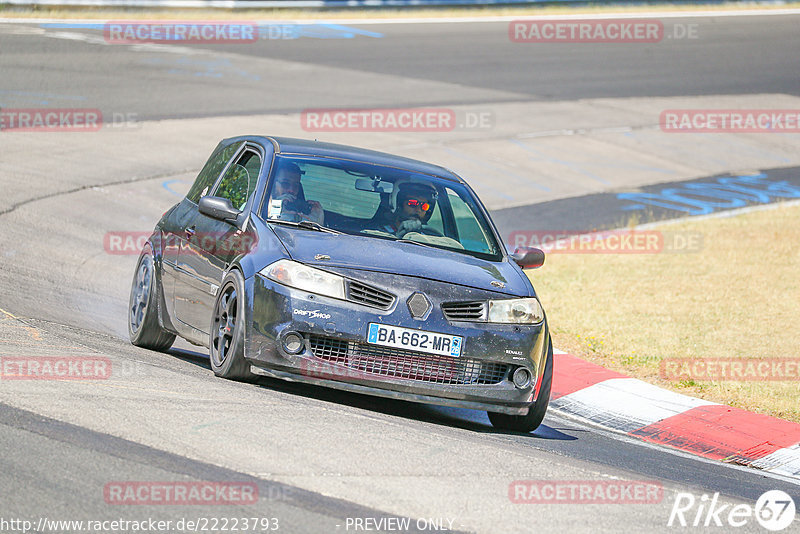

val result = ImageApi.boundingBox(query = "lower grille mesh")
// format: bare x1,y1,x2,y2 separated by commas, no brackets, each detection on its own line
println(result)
308,334,508,385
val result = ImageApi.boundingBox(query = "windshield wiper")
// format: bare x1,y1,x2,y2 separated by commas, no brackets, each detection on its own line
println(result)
267,219,342,235
297,220,343,234
396,238,434,248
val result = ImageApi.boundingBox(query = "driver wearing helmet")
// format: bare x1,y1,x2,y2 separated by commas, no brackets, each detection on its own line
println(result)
378,182,438,238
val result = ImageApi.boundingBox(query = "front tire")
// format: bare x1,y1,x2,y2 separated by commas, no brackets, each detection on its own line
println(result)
128,246,175,351
488,336,553,433
209,270,256,381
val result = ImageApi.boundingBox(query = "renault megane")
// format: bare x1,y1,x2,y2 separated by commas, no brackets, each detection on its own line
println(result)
128,136,552,432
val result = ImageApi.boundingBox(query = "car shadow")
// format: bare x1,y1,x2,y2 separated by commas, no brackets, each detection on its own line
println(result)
168,346,213,369
166,346,575,441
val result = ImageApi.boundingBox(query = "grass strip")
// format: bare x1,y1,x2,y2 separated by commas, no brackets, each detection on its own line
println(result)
528,201,800,423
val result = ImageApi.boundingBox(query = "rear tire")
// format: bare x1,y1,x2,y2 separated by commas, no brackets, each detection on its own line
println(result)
488,337,553,433
128,247,176,352
209,270,256,382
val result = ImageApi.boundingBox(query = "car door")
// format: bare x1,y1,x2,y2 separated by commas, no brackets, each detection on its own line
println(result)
166,141,244,338
175,146,263,337
159,198,199,323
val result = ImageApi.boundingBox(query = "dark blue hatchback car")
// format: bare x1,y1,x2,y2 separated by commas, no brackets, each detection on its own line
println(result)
128,136,552,432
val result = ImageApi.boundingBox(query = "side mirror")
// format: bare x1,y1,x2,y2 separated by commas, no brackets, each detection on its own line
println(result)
512,247,545,269
198,196,241,223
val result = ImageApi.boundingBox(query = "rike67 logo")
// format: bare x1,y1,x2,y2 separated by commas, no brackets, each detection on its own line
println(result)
668,490,796,531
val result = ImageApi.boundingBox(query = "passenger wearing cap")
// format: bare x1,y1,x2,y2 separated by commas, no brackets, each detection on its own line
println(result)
267,162,324,224
378,182,438,238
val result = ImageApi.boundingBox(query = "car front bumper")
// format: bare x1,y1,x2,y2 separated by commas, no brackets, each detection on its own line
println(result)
244,271,549,416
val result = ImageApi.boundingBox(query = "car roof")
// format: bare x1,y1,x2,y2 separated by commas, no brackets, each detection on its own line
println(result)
225,135,463,183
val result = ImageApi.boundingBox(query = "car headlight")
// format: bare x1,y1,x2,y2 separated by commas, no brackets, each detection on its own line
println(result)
260,259,345,300
487,298,544,324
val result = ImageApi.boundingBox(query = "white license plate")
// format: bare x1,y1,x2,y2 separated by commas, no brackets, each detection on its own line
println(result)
367,323,463,357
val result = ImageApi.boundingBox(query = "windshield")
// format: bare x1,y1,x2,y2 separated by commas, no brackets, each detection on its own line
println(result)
262,155,503,261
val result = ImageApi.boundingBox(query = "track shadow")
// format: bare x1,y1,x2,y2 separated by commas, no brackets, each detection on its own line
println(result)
165,344,576,440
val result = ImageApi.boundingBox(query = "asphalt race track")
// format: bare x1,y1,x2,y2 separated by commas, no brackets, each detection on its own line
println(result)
1,11,800,533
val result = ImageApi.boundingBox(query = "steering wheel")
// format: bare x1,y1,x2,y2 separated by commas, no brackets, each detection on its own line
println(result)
419,225,444,237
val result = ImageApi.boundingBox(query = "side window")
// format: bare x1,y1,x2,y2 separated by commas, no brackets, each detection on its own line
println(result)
447,188,495,254
213,150,262,211
425,193,444,234
186,142,243,203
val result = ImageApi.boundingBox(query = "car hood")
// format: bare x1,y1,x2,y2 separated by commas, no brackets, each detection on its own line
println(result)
271,226,531,296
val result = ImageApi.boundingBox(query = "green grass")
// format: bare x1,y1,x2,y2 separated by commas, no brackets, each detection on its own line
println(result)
528,201,800,422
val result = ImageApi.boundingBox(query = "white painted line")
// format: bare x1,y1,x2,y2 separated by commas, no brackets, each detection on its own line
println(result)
552,377,717,433
751,444,800,477
550,355,800,482
549,411,800,487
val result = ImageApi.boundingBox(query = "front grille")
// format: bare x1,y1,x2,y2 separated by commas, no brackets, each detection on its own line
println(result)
308,334,508,385
347,281,395,309
442,301,486,322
